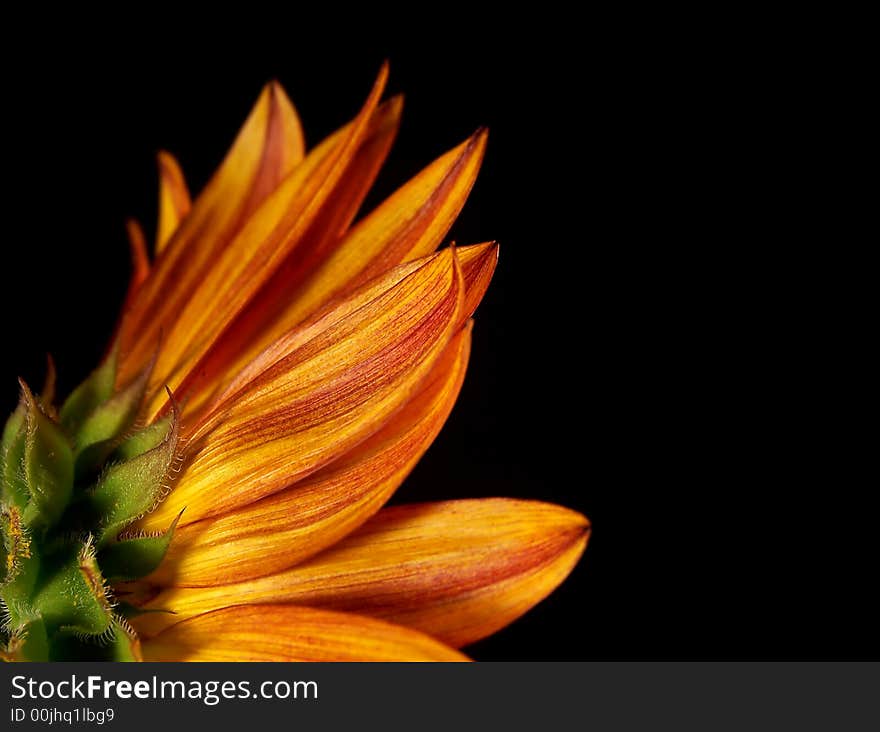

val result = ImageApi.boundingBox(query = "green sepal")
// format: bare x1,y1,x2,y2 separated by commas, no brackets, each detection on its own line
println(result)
47,618,140,661
32,537,114,636
89,402,179,547
2,537,45,660
114,413,175,461
73,363,153,478
108,618,141,661
19,382,73,531
2,617,50,662
1,405,28,509
0,550,41,631
98,510,182,581
58,345,117,436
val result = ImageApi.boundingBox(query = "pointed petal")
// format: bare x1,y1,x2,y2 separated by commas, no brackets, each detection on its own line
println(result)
457,241,499,323
257,94,404,290
164,239,494,424
246,81,307,205
231,128,488,356
40,354,57,410
117,79,306,381
140,605,467,661
104,219,152,351
150,324,471,586
138,248,462,531
134,499,588,649
185,129,487,405
155,151,191,254
136,67,390,414
125,219,150,289
157,95,404,417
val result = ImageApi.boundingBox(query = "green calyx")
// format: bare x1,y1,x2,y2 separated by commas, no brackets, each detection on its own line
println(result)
1,351,180,661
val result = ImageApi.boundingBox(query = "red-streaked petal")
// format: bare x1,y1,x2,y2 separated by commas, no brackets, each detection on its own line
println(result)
457,241,498,324
137,67,390,418
157,95,404,418
117,79,306,381
148,324,471,586
106,219,151,348
244,128,488,347
134,499,588,648
124,218,150,293
140,605,468,662
155,150,192,254
137,248,462,531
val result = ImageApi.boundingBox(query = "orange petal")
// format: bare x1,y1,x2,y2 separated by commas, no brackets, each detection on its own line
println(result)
255,94,405,296
106,219,151,349
138,248,462,531
250,128,488,342
138,67,390,417
148,324,471,587
134,499,588,648
117,79,306,382
124,219,150,293
163,239,495,425
160,95,404,417
140,605,467,661
457,241,499,324
155,151,192,254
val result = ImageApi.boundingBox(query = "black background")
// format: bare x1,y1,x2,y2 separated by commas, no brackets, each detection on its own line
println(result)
1,22,874,660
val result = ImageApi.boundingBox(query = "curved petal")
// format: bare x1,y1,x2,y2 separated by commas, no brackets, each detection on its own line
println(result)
155,151,192,254
159,95,404,418
138,248,462,531
148,324,471,587
229,128,489,363
138,68,392,418
140,604,467,661
134,499,588,648
106,220,151,348
457,241,498,324
123,219,150,300
117,79,306,381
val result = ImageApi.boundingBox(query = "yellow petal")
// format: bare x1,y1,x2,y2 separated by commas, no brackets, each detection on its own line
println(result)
171,238,494,428
159,95,404,418
256,94,404,293
245,128,489,346
138,248,462,531
138,67,390,417
117,79,306,382
134,499,588,648
140,605,467,661
155,151,192,254
148,324,471,587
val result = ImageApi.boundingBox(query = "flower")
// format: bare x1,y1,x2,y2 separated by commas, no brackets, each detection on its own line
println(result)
0,65,589,662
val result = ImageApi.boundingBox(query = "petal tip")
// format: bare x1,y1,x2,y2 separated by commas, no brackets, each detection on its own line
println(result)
156,149,177,171
267,79,293,106
385,93,405,116
470,126,489,154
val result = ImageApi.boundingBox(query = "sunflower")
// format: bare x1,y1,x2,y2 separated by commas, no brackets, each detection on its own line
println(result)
0,65,589,662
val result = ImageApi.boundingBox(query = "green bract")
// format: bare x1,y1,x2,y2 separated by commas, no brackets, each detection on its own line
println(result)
0,353,179,661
